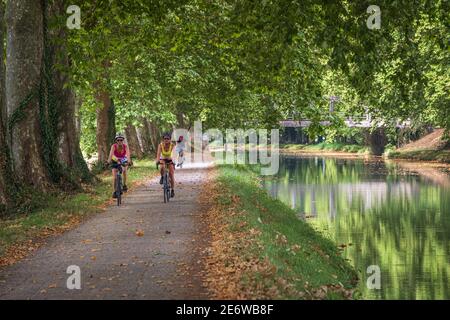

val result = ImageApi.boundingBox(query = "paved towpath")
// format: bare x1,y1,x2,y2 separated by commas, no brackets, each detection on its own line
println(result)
0,162,213,300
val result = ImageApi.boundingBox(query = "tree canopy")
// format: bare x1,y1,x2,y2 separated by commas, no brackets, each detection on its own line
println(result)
65,0,448,145
0,0,447,211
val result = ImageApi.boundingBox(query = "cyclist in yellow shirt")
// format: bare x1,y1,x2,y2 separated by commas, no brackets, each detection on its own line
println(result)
156,132,175,198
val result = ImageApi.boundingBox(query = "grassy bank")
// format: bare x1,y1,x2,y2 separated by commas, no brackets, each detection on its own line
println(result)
0,159,157,266
204,165,358,299
281,142,369,154
386,149,450,163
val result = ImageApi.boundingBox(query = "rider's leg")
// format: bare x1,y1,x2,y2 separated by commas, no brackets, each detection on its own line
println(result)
169,163,175,188
122,166,128,191
159,160,165,184
112,168,118,197
176,150,182,166
169,163,175,197
112,168,117,190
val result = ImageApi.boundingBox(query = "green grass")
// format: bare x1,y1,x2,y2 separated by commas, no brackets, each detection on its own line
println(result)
216,165,359,299
387,149,450,163
281,142,369,154
0,159,157,257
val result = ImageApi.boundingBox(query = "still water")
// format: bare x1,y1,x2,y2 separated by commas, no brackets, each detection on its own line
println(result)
261,156,450,299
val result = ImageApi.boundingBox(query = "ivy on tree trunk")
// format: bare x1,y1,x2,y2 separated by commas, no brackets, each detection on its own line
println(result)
5,0,50,189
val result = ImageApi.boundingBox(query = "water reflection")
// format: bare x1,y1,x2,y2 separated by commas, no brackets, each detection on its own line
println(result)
261,156,450,299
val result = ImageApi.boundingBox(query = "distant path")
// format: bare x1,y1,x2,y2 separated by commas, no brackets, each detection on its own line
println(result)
0,162,213,300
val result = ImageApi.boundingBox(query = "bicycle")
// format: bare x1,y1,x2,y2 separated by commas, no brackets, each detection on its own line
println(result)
176,150,185,168
111,158,128,206
157,161,173,203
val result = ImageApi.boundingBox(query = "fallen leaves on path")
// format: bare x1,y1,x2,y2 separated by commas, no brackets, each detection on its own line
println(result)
0,217,81,267
0,172,161,268
135,230,144,237
199,174,287,300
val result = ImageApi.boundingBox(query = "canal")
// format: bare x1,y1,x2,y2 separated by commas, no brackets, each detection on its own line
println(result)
261,155,450,299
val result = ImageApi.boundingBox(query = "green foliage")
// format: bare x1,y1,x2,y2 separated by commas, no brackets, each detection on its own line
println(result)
63,1,448,156
323,1,449,131
78,94,98,157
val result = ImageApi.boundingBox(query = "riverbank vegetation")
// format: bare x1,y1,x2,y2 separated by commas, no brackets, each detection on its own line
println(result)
281,143,370,155
384,129,450,163
387,149,450,164
204,165,358,299
281,127,450,163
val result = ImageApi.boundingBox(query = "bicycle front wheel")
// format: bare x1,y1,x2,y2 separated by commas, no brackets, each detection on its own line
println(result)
164,186,169,203
163,174,167,203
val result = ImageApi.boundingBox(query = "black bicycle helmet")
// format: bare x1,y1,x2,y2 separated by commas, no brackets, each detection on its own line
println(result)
162,132,171,139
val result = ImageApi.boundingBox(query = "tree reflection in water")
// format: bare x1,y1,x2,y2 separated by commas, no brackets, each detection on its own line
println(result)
262,156,450,299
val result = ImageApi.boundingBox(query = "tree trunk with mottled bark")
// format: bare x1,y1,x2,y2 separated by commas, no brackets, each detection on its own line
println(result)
146,120,160,152
45,0,89,182
48,1,75,167
136,120,152,155
0,1,9,208
6,0,50,188
125,124,143,159
0,131,6,209
0,1,5,131
95,88,116,164
176,112,186,128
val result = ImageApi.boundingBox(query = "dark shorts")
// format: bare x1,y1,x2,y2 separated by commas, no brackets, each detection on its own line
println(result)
111,162,127,170
160,159,174,166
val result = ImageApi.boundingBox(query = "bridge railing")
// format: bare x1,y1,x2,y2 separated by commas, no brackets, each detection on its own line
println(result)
281,115,410,128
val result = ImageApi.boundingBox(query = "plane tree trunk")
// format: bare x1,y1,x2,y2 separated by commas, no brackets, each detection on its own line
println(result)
95,81,116,165
5,0,50,189
136,120,153,155
125,124,144,159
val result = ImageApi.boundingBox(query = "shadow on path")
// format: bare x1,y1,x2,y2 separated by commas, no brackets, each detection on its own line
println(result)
0,163,213,300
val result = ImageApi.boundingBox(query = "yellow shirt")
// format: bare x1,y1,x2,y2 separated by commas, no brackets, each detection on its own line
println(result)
160,143,174,159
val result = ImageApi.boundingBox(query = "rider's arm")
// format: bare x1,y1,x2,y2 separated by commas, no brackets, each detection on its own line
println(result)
155,144,161,163
108,145,114,163
126,145,131,163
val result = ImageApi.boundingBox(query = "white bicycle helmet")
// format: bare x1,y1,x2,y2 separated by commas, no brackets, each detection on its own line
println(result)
115,133,125,141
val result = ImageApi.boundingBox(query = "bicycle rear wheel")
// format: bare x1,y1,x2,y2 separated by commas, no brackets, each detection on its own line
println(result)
163,186,167,203
163,173,168,203
166,186,171,202
117,174,122,206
